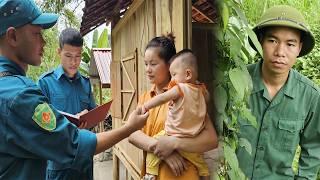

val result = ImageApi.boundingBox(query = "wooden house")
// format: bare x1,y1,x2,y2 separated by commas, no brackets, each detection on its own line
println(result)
81,0,217,179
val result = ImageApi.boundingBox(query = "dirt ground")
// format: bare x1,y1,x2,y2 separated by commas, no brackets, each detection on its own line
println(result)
94,160,113,180
93,149,113,180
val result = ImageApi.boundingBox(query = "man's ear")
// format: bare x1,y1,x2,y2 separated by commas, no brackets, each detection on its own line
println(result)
6,27,18,47
57,48,62,55
185,68,192,80
298,42,303,55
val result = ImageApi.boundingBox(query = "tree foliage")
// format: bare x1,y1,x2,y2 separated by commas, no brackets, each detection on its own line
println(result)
213,0,258,179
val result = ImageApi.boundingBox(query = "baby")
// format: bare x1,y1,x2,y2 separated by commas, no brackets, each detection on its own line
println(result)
142,49,210,180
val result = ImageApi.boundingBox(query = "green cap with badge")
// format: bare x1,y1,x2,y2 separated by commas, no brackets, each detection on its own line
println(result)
0,0,58,36
250,5,315,57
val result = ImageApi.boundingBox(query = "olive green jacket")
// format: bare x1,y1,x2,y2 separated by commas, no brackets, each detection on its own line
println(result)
237,61,320,180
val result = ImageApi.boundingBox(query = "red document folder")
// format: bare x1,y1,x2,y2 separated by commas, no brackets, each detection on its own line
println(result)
58,100,112,128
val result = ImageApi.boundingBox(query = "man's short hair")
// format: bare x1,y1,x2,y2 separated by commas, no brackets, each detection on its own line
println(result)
59,28,83,48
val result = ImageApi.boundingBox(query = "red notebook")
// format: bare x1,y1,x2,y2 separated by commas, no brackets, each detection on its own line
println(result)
58,100,112,128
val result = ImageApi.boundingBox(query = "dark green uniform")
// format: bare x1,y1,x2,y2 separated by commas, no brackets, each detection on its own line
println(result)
237,61,320,179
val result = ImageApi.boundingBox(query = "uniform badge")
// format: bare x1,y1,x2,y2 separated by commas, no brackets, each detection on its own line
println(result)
32,103,56,131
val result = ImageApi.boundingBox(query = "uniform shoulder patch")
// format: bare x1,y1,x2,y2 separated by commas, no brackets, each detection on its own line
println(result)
32,103,56,131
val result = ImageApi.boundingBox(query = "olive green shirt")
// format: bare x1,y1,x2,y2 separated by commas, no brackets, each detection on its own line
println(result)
237,61,320,180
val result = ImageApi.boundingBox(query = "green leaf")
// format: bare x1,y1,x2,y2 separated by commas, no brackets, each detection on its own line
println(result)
92,30,98,48
227,169,238,180
216,113,226,135
229,68,248,100
223,142,239,171
79,61,89,76
242,108,257,128
239,138,252,155
214,85,228,113
230,33,242,59
221,2,229,31
214,68,225,84
234,166,247,180
81,52,90,63
97,28,109,48
212,172,221,180
246,27,263,56
233,4,249,26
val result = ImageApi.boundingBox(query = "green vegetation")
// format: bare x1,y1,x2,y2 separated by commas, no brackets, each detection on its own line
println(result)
213,0,258,179
215,0,320,179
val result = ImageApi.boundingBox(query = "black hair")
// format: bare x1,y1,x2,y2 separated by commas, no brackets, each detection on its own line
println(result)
145,33,176,64
59,28,83,48
169,49,194,63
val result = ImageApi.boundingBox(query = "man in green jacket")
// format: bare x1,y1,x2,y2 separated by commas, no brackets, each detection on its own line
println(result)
237,5,320,179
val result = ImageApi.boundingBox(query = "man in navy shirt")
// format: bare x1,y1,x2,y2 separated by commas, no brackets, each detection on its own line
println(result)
38,28,96,117
0,1,149,179
38,27,99,180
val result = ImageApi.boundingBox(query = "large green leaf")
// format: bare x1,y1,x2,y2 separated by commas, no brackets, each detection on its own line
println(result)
81,45,91,63
246,27,263,56
224,142,239,171
229,68,248,99
92,30,98,48
97,28,109,48
239,138,252,155
79,61,89,76
227,168,238,180
241,108,257,128
221,2,229,31
214,85,228,114
234,165,247,180
229,31,242,59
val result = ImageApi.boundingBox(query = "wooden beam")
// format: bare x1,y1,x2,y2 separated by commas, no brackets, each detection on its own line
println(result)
192,6,213,23
186,0,192,49
112,153,119,180
113,146,140,180
112,0,144,35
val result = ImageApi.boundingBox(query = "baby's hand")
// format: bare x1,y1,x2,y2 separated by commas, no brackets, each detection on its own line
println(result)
137,105,148,114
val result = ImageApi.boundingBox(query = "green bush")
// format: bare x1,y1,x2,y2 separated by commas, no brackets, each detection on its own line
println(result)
27,27,60,81
295,27,320,86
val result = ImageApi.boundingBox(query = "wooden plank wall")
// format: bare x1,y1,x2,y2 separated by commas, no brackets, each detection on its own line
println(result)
111,0,188,179
192,22,216,120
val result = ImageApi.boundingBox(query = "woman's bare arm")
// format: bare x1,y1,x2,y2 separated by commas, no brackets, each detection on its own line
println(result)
128,130,157,152
154,115,218,159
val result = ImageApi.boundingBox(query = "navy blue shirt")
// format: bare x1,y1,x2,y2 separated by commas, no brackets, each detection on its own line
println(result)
38,65,97,180
0,56,97,180
38,65,96,115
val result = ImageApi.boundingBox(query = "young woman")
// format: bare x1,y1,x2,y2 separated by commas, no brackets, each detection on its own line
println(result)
129,34,218,179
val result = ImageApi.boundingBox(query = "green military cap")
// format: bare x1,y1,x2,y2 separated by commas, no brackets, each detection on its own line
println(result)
250,5,315,57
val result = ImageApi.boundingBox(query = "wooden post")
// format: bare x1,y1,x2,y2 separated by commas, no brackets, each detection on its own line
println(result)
113,153,119,180
186,0,192,48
